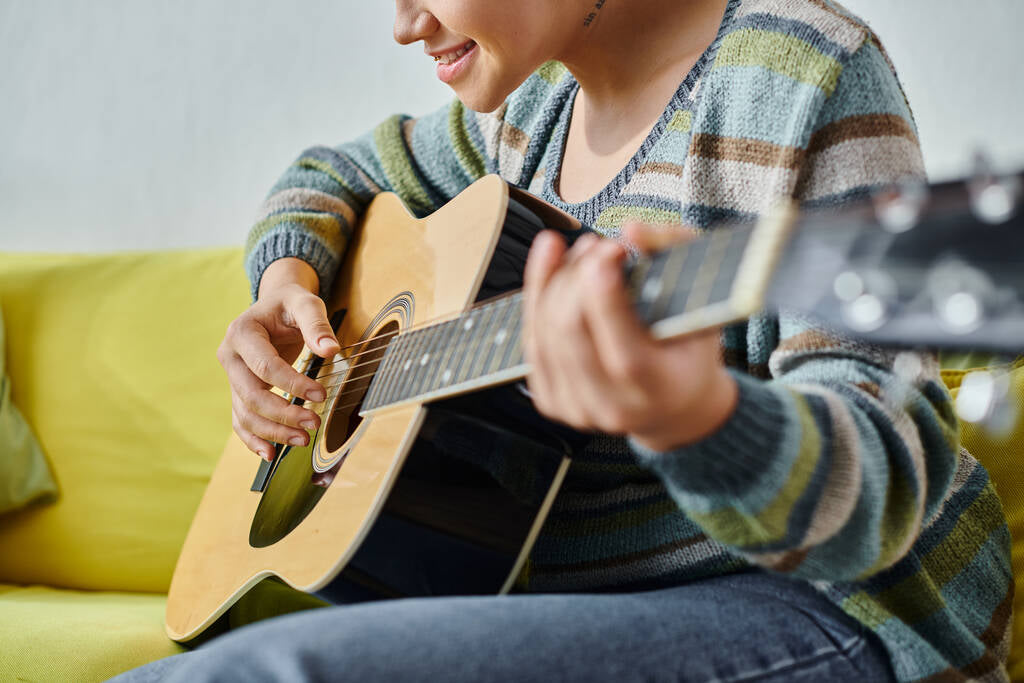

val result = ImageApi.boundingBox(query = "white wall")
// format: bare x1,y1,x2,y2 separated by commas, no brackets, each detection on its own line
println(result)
1,0,1022,252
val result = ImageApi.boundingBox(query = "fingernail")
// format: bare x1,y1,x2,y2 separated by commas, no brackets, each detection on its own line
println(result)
289,435,306,446
261,450,274,462
301,420,317,430
309,388,325,402
318,336,337,350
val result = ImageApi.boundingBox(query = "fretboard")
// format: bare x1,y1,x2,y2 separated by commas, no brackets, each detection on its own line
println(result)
361,293,527,411
360,207,793,414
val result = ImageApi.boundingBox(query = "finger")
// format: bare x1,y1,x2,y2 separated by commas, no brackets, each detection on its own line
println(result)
582,240,655,386
563,231,602,266
523,230,567,377
524,230,567,294
622,221,698,254
523,231,568,419
544,290,616,430
232,418,276,462
234,392,311,448
231,317,327,402
287,294,341,359
223,352,321,429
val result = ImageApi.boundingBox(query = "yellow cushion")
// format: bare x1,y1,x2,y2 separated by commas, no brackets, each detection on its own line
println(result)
941,355,1024,681
0,583,184,682
0,249,249,593
0,303,58,515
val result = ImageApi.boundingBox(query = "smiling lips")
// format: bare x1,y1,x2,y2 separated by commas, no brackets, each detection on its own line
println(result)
433,40,476,65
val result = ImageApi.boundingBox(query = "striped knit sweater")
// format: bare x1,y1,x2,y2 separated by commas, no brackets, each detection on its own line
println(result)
244,1,1013,680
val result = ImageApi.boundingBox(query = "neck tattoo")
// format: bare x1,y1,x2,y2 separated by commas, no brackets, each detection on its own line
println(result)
583,0,607,27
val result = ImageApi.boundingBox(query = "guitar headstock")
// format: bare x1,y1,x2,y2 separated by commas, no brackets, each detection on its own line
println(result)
767,167,1024,351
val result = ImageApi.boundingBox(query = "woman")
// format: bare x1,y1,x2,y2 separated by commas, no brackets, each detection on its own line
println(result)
116,0,1011,680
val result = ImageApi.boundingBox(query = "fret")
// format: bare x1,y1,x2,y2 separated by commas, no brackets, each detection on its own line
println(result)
456,304,489,387
445,315,473,385
646,240,690,324
483,297,517,375
452,306,483,386
731,202,798,315
375,330,411,408
410,324,444,401
655,236,712,325
483,297,516,375
391,327,429,405
407,325,436,399
496,294,525,372
389,330,420,403
361,344,389,409
646,237,707,326
424,317,459,394
464,301,504,384
683,227,733,313
631,251,670,325
709,225,754,306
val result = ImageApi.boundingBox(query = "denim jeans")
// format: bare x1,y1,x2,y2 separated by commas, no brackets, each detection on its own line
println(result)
109,570,894,682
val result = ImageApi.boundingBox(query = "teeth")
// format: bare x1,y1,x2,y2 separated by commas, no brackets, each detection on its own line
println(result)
435,42,474,65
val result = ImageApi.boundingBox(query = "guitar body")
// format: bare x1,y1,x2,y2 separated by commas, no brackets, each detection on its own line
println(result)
166,175,572,642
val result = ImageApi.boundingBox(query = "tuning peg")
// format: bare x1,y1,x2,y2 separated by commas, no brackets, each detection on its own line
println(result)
926,260,994,334
836,269,897,332
968,151,1020,225
955,368,1018,437
872,176,929,233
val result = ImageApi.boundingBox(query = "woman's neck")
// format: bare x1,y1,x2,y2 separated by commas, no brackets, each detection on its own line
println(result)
559,0,730,114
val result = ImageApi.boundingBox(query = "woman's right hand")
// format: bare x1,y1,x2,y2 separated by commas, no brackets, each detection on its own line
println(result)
216,257,341,461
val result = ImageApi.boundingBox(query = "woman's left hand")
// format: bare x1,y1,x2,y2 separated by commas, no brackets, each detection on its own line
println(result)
522,222,738,452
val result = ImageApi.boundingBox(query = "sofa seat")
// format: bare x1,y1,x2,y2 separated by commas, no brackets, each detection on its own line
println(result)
0,584,184,681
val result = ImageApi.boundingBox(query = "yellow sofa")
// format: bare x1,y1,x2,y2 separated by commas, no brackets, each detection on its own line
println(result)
0,249,250,681
0,247,1022,681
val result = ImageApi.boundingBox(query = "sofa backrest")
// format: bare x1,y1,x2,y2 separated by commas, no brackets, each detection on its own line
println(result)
0,249,248,593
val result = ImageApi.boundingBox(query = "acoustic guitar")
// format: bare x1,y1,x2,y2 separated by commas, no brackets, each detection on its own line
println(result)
166,169,1024,642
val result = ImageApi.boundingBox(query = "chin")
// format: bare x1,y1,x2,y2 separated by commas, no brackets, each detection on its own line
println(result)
452,69,532,114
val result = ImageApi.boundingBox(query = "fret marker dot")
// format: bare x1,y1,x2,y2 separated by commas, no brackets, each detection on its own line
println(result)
442,369,452,383
464,319,474,330
420,354,430,366
494,329,507,344
403,360,411,371
642,279,662,302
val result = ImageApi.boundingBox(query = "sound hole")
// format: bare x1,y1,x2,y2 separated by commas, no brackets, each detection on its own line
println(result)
323,320,398,453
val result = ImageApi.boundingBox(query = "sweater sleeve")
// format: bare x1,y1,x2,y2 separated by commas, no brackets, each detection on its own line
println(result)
632,39,960,582
243,98,495,300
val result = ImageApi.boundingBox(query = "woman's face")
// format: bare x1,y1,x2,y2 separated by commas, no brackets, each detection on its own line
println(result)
393,0,580,112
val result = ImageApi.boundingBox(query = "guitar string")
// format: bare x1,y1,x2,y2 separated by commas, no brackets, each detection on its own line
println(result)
271,213,842,377
298,309,525,413
268,220,752,376
275,224,825,430
294,290,524,375
278,222,773,412
307,354,528,417
293,316,513,393
286,231,750,405
303,325,522,411
297,229,738,389
299,295,521,385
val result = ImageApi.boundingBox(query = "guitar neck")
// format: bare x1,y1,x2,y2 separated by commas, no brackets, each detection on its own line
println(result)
361,292,529,412
361,167,1024,414
360,205,795,413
